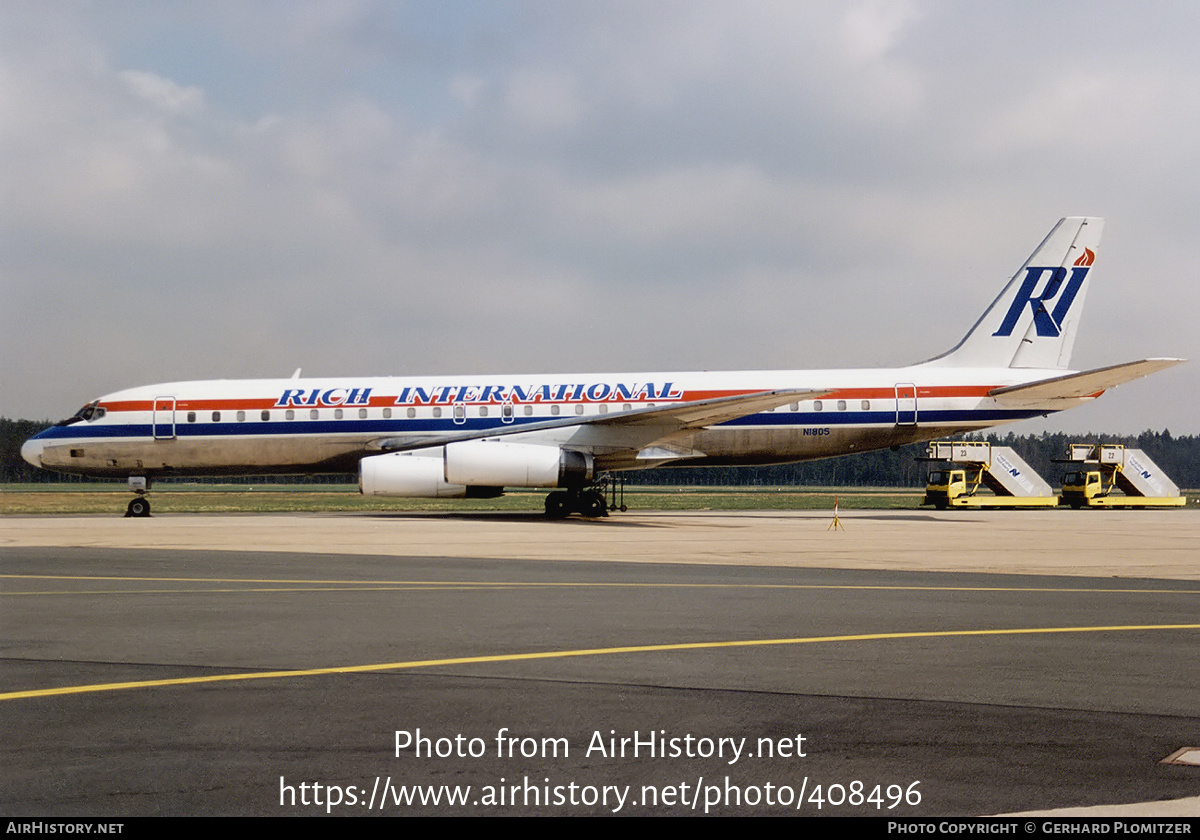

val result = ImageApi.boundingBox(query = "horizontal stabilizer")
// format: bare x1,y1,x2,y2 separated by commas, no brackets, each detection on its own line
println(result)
989,358,1185,402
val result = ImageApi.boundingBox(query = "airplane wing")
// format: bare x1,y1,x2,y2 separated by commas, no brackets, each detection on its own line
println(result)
989,358,1186,402
369,387,829,454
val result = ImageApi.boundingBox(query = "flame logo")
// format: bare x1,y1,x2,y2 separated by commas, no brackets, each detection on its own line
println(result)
1073,247,1095,267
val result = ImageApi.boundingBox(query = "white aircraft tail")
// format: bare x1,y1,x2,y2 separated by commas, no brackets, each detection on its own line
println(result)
926,217,1103,370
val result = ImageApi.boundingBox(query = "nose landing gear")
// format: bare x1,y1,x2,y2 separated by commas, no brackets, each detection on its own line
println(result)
125,497,151,517
124,476,151,517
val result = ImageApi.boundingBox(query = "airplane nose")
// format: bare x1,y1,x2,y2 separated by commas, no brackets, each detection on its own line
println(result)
20,437,44,468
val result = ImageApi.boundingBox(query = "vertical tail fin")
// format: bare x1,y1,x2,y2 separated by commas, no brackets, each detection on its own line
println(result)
925,217,1103,369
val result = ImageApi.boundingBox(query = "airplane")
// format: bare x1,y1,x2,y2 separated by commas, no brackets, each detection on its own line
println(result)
21,216,1184,518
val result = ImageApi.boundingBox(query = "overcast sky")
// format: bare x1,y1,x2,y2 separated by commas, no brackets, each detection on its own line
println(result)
3,1,1197,435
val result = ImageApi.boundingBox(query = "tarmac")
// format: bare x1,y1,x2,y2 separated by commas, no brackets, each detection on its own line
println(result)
4,507,1199,578
2,508,1198,816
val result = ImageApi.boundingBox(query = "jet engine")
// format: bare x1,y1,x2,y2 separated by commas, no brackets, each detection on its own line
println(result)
443,440,592,487
358,442,592,498
359,451,469,497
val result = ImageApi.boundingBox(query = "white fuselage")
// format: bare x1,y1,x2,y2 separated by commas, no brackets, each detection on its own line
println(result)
23,364,1071,480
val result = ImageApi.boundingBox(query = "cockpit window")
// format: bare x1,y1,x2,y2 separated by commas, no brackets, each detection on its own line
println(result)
56,401,105,426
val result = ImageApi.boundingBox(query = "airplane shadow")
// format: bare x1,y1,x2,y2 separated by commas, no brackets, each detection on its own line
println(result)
360,511,665,527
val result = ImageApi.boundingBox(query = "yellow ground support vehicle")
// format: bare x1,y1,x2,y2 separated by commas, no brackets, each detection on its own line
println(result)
923,467,1059,509
921,441,1058,509
1059,445,1186,508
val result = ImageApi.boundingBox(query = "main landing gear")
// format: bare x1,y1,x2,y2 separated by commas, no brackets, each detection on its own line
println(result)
124,476,152,517
544,488,606,518
543,474,627,519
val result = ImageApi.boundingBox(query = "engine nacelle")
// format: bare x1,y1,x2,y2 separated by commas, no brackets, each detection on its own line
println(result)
359,442,591,498
444,440,593,488
359,452,468,498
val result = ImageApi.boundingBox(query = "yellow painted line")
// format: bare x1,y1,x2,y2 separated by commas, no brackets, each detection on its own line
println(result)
3,623,1198,703
2,586,530,596
0,574,524,585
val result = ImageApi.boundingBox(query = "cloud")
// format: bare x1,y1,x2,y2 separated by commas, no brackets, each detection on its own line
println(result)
501,70,586,135
1,2,1196,435
118,69,206,116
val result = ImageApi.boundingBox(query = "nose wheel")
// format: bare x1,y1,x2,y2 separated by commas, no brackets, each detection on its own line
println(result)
124,476,152,517
125,496,151,517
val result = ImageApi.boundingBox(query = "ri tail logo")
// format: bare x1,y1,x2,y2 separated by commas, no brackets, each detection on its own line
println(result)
993,248,1094,338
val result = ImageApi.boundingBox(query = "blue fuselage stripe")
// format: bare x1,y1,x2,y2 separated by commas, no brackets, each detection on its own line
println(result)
32,407,1045,444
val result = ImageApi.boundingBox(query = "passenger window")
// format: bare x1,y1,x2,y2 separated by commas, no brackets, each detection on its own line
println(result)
861,400,870,410
406,407,415,419
599,404,607,414
285,409,295,420
502,405,513,418
359,408,368,419
334,409,343,419
188,412,197,423
212,411,221,422
790,403,798,411
383,408,392,419
837,400,847,411
813,400,823,412
523,405,533,416
432,407,442,418
309,409,319,420
551,405,560,416
261,410,270,421
237,410,246,422
575,404,584,415
478,406,488,417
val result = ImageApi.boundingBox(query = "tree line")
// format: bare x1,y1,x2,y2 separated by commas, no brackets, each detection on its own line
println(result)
631,429,1198,489
3,417,1196,489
